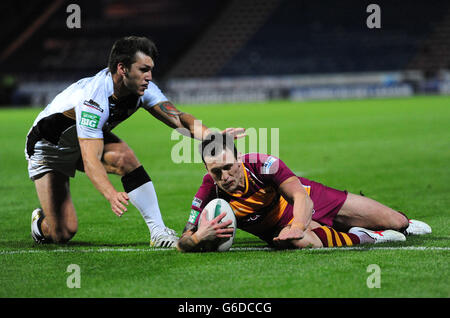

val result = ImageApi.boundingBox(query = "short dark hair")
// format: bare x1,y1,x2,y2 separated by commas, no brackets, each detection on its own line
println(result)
108,36,158,74
199,132,238,164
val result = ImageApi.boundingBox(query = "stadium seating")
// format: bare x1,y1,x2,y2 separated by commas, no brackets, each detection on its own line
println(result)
217,0,450,76
2,0,226,80
3,0,450,80
2,0,450,105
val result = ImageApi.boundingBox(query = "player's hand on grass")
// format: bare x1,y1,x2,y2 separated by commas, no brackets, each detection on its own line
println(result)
196,210,234,241
273,224,305,242
221,127,246,139
107,191,129,217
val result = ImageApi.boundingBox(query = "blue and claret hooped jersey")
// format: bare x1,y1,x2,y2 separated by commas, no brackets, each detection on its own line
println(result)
187,153,313,242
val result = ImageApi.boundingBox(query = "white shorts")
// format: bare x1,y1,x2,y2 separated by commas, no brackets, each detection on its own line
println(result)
25,126,83,180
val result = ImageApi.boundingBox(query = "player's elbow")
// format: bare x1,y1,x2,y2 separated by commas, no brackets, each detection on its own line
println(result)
50,227,77,244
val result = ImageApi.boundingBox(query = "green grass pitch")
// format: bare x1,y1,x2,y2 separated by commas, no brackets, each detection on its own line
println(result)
0,96,449,298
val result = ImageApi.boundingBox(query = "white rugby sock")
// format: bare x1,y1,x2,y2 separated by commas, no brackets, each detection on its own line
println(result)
127,181,165,237
121,166,166,238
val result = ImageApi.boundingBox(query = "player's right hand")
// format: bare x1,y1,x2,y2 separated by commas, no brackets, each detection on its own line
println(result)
107,191,129,217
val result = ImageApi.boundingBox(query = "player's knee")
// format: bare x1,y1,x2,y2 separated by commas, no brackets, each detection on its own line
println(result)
377,211,409,231
51,232,71,244
391,212,409,231
105,148,139,176
50,225,77,244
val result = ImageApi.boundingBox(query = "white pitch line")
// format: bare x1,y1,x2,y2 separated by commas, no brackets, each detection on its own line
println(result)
0,246,449,255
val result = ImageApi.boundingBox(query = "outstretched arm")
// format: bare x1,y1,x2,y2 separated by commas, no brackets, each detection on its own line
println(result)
273,176,314,242
148,101,209,140
148,101,246,140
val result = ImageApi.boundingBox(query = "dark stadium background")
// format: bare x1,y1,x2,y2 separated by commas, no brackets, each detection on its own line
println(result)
1,0,450,106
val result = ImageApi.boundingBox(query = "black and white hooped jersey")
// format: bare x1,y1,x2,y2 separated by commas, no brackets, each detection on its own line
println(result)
28,68,168,145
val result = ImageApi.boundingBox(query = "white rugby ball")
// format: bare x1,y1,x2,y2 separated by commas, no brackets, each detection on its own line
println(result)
198,198,236,252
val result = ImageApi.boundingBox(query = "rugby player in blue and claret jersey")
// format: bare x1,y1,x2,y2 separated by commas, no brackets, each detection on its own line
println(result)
177,133,431,252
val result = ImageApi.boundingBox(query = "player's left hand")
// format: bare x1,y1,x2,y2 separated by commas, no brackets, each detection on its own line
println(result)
273,225,305,242
221,127,246,139
196,210,234,242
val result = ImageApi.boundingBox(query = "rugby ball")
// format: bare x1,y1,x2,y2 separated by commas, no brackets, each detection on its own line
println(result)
198,198,236,252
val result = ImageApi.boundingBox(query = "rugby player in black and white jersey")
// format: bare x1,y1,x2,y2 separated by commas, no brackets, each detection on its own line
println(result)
26,36,244,247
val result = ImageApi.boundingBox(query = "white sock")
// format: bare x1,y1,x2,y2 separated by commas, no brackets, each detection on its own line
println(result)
128,181,166,237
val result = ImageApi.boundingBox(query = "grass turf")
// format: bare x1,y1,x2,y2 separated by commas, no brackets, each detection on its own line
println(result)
0,95,449,298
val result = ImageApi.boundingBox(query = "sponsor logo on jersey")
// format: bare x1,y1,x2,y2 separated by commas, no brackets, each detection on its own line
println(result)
261,156,277,174
83,99,103,112
192,197,203,208
188,209,200,224
80,111,100,129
